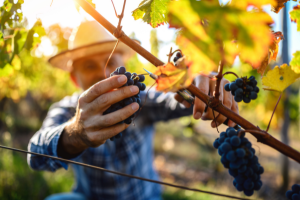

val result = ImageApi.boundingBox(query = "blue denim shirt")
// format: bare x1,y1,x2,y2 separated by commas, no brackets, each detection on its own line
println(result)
27,90,193,200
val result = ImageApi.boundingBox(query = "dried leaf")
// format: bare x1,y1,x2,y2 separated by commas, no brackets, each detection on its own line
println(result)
291,51,300,73
153,61,193,92
262,64,300,92
272,0,297,13
257,31,284,75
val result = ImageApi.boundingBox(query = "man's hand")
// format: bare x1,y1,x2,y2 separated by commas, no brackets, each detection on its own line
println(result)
58,75,139,158
174,75,239,128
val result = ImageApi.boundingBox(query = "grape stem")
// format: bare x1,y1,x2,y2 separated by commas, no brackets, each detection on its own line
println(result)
74,0,300,164
266,93,282,132
214,61,224,101
222,71,239,79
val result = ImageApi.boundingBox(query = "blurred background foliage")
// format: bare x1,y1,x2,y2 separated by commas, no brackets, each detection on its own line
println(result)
1,0,300,200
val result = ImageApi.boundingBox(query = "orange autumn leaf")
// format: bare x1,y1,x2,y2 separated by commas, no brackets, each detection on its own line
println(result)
153,61,193,92
257,31,284,75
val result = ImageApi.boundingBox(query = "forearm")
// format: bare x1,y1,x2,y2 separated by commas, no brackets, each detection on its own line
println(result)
57,117,88,159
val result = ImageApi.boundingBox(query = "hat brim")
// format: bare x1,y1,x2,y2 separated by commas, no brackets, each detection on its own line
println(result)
48,40,139,71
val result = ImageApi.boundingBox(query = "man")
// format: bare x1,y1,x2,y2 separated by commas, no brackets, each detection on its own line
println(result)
27,21,238,200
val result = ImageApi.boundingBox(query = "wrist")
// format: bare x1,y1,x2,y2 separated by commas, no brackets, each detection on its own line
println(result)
57,118,87,159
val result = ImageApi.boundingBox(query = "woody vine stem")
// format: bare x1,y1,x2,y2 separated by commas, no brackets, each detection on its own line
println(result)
74,0,300,164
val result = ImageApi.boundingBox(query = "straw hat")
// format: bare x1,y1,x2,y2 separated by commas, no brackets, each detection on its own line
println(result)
49,20,138,71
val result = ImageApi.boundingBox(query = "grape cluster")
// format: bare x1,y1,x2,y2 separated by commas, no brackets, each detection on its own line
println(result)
104,66,146,141
173,52,183,65
286,184,300,200
213,128,264,196
224,76,259,103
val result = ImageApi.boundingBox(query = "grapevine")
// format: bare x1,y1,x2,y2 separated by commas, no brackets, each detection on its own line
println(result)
1,0,300,199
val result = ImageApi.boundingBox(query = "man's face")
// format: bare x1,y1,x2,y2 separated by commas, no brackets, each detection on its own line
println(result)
71,52,124,90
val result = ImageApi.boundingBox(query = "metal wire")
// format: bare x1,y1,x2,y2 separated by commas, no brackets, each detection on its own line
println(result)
0,144,250,200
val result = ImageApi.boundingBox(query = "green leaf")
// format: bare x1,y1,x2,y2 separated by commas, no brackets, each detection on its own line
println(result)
13,29,28,55
291,51,300,73
0,63,14,77
290,5,300,31
132,0,170,28
0,0,24,28
24,20,46,51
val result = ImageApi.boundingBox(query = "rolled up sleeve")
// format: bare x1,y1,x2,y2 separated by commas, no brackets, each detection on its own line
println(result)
27,103,77,171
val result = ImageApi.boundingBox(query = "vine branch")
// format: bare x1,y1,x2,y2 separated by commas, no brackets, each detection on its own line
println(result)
266,93,282,132
74,0,300,164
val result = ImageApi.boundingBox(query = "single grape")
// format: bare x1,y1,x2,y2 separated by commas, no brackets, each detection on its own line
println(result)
244,190,254,196
243,96,251,103
236,148,246,158
234,95,243,102
124,72,131,80
225,83,230,91
135,82,142,90
235,88,243,96
286,190,293,199
292,194,300,200
118,66,126,74
127,79,134,85
230,82,238,91
226,150,237,162
131,72,137,78
230,136,241,147
292,184,300,193
140,83,146,91
249,76,255,81
137,98,141,105
220,142,232,153
254,86,259,93
249,91,257,100
236,78,243,87
138,75,145,82
213,139,220,148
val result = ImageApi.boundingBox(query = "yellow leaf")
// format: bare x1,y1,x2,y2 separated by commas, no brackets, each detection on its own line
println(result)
153,61,193,92
262,64,300,92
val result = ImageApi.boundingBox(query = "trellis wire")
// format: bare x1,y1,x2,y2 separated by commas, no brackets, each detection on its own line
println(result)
0,144,250,200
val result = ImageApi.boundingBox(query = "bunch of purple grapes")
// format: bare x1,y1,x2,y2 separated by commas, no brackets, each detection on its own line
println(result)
286,184,300,200
224,76,259,103
213,128,264,196
104,66,146,141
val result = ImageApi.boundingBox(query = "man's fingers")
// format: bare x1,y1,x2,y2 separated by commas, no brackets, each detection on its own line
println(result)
193,76,210,119
211,83,232,127
80,75,128,103
85,123,130,147
174,94,191,108
84,103,139,130
87,85,139,113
